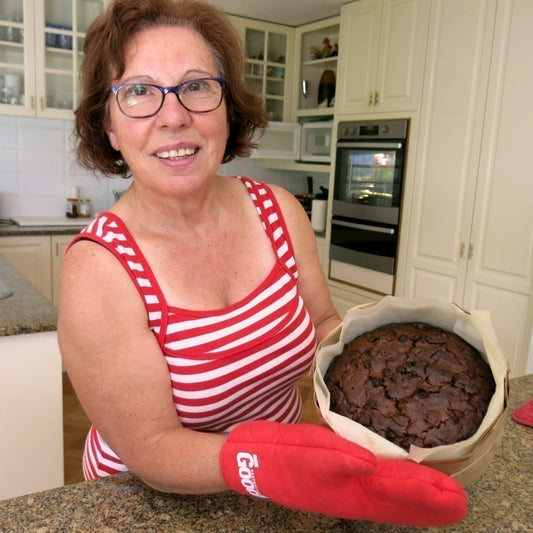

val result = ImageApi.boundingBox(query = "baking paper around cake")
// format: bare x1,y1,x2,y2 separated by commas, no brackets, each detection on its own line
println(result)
313,296,508,485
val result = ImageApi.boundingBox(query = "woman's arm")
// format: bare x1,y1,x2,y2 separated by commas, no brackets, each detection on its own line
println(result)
269,184,341,343
58,240,227,494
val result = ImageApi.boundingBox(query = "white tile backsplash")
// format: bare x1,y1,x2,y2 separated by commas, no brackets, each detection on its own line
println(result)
0,115,330,220
1,150,18,175
0,115,124,220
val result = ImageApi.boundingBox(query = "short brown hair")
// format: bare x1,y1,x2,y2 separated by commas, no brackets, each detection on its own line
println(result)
74,0,267,177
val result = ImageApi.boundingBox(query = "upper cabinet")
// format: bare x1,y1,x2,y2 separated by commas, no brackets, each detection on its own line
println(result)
292,17,340,120
232,17,294,122
0,0,105,119
336,0,430,115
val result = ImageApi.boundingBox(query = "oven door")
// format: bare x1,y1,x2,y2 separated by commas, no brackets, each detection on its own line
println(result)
333,141,405,225
329,217,397,275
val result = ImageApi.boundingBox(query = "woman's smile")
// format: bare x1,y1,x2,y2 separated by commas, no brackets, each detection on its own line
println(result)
155,147,199,160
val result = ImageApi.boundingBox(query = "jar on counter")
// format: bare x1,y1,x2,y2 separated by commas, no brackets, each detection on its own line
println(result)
79,198,92,218
66,198,79,218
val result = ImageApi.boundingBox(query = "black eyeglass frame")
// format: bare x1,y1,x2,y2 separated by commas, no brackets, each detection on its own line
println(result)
109,77,226,118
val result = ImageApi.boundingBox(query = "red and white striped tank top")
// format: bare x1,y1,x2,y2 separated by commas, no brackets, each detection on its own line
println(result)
70,177,317,479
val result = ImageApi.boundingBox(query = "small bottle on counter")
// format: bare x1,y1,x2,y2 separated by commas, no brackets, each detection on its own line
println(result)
66,198,79,218
78,198,92,218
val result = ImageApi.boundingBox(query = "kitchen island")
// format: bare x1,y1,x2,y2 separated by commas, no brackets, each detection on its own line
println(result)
1,374,531,533
0,253,64,500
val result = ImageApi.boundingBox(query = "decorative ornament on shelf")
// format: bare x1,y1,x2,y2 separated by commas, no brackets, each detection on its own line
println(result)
309,37,339,60
317,70,336,108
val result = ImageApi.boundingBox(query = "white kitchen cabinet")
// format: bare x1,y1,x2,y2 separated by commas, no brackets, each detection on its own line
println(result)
0,233,74,305
0,235,52,300
397,0,533,377
232,16,294,122
0,330,64,500
336,0,430,115
0,0,106,118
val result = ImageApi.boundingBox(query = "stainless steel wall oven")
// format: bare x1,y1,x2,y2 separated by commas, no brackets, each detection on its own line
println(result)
330,119,409,285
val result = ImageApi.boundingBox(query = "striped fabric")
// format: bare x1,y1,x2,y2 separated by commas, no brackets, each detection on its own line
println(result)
71,177,317,480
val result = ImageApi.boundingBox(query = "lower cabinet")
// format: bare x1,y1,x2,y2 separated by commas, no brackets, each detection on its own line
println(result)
0,234,74,306
0,236,52,300
328,282,379,317
51,235,73,306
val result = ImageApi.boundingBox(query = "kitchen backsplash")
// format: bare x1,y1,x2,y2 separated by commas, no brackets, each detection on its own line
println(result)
0,115,328,219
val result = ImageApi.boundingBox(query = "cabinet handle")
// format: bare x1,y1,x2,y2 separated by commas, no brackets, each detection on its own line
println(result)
468,243,474,260
40,97,45,110
368,92,374,106
460,242,465,258
374,91,379,105
30,96,35,109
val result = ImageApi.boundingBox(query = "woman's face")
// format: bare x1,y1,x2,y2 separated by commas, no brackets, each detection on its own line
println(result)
106,25,229,198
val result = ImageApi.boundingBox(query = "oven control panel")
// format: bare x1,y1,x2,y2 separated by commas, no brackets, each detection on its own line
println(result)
337,119,408,141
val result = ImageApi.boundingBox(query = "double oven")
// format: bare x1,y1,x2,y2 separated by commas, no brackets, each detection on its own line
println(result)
329,119,408,294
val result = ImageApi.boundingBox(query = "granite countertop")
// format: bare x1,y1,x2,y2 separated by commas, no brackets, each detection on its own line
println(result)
0,254,58,336
0,221,85,237
0,375,531,533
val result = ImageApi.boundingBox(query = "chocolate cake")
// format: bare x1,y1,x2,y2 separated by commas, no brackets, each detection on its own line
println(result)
324,322,495,450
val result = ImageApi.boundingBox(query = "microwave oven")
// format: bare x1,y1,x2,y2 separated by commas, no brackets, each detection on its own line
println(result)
299,121,334,163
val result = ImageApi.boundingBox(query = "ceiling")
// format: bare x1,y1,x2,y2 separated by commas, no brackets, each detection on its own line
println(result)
212,0,345,26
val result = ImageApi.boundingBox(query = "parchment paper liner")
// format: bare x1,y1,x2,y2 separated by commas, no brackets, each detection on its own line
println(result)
313,296,509,487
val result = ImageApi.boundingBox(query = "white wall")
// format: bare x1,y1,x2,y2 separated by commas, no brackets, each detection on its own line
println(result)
0,115,329,220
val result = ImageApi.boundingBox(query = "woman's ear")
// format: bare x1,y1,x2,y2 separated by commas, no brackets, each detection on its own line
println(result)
106,121,120,152
104,109,120,151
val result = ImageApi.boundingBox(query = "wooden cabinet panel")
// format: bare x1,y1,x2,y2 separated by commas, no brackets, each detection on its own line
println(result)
0,235,52,299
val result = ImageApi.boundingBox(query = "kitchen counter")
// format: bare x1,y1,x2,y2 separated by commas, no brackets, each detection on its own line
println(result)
0,375,531,532
0,221,85,237
0,254,58,336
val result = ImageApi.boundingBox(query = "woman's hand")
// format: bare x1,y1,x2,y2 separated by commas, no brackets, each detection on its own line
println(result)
220,420,468,527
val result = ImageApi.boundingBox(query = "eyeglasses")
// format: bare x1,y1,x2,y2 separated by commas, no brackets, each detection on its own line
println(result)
109,77,226,118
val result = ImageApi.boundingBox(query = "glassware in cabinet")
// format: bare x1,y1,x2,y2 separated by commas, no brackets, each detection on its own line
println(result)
38,0,104,116
0,0,31,112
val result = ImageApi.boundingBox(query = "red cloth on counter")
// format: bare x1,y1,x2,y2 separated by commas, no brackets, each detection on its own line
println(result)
512,398,533,427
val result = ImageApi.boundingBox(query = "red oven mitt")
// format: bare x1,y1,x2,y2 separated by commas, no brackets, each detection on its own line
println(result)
220,420,467,527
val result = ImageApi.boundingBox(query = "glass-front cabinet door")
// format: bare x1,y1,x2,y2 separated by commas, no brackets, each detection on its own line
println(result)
0,0,33,115
36,0,105,118
0,0,105,118
241,20,293,122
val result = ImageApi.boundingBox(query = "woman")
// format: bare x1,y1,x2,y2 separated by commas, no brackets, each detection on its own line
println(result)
58,0,467,526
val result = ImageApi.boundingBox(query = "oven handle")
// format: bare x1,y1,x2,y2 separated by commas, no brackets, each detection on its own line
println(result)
332,219,396,235
336,141,403,149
